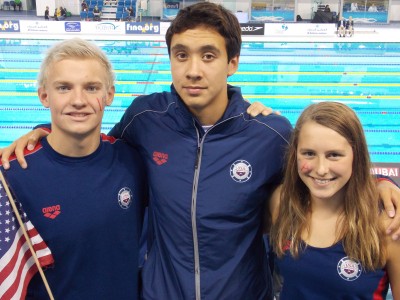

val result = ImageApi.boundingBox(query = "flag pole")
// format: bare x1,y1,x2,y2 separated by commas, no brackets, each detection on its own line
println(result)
0,170,54,300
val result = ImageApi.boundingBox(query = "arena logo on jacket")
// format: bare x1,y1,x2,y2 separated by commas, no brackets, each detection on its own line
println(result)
118,187,133,209
337,256,362,281
42,205,61,219
153,151,168,165
230,160,252,183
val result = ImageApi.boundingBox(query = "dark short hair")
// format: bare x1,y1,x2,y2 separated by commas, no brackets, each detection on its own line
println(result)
165,2,242,61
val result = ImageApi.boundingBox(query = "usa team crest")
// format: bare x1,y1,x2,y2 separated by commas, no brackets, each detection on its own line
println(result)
118,187,133,209
337,256,362,281
230,160,252,183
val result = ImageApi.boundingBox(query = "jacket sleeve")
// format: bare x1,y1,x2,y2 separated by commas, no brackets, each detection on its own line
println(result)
108,95,150,145
108,97,141,138
33,123,51,131
108,118,125,139
376,174,399,188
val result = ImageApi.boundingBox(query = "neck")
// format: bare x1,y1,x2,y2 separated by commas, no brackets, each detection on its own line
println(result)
301,195,345,246
310,196,344,218
192,97,228,126
47,131,101,157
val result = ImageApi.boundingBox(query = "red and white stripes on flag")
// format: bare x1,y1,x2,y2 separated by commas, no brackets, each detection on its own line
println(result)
0,181,54,299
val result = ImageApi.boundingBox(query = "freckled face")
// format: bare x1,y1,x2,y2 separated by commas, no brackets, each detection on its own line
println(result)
297,121,353,204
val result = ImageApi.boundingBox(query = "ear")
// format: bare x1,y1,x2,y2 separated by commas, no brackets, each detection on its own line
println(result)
38,87,50,108
227,55,239,77
105,85,115,106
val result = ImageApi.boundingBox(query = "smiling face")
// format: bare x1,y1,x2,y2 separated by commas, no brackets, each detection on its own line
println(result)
297,121,354,204
170,27,239,125
38,58,114,145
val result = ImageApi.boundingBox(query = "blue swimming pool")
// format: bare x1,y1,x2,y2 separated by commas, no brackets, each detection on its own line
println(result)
0,39,399,166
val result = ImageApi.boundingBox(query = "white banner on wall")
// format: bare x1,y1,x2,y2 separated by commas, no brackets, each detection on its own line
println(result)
264,23,336,37
18,20,126,35
80,21,126,35
15,20,337,38
19,21,66,33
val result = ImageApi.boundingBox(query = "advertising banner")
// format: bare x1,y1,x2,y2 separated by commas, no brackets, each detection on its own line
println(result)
240,23,265,36
372,163,400,186
264,23,336,37
0,20,20,33
19,20,65,33
126,22,161,35
80,21,125,35
163,1,180,20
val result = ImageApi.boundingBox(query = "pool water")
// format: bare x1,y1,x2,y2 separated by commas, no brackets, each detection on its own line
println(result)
0,39,399,164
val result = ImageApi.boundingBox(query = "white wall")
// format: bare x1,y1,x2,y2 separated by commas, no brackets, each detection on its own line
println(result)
151,0,163,17
390,0,400,20
297,0,315,20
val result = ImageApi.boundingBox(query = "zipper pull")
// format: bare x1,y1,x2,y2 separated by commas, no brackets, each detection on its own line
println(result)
195,146,200,169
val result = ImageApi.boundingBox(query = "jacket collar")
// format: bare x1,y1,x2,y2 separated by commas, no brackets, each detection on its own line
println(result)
170,84,248,127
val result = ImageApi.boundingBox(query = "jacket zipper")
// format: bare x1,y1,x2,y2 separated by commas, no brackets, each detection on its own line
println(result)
191,114,243,300
192,126,202,300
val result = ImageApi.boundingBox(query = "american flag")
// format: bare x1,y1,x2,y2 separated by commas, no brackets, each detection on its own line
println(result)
0,180,54,299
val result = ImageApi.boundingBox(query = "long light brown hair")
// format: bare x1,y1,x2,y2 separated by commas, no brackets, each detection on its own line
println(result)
270,101,386,270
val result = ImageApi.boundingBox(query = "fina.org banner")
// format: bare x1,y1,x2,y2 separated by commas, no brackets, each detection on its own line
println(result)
126,22,160,34
264,23,336,37
0,20,20,32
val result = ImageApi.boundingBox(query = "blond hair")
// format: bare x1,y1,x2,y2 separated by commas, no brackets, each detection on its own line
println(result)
37,38,115,89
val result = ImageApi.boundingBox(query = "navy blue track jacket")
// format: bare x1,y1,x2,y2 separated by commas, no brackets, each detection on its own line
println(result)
109,85,292,300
